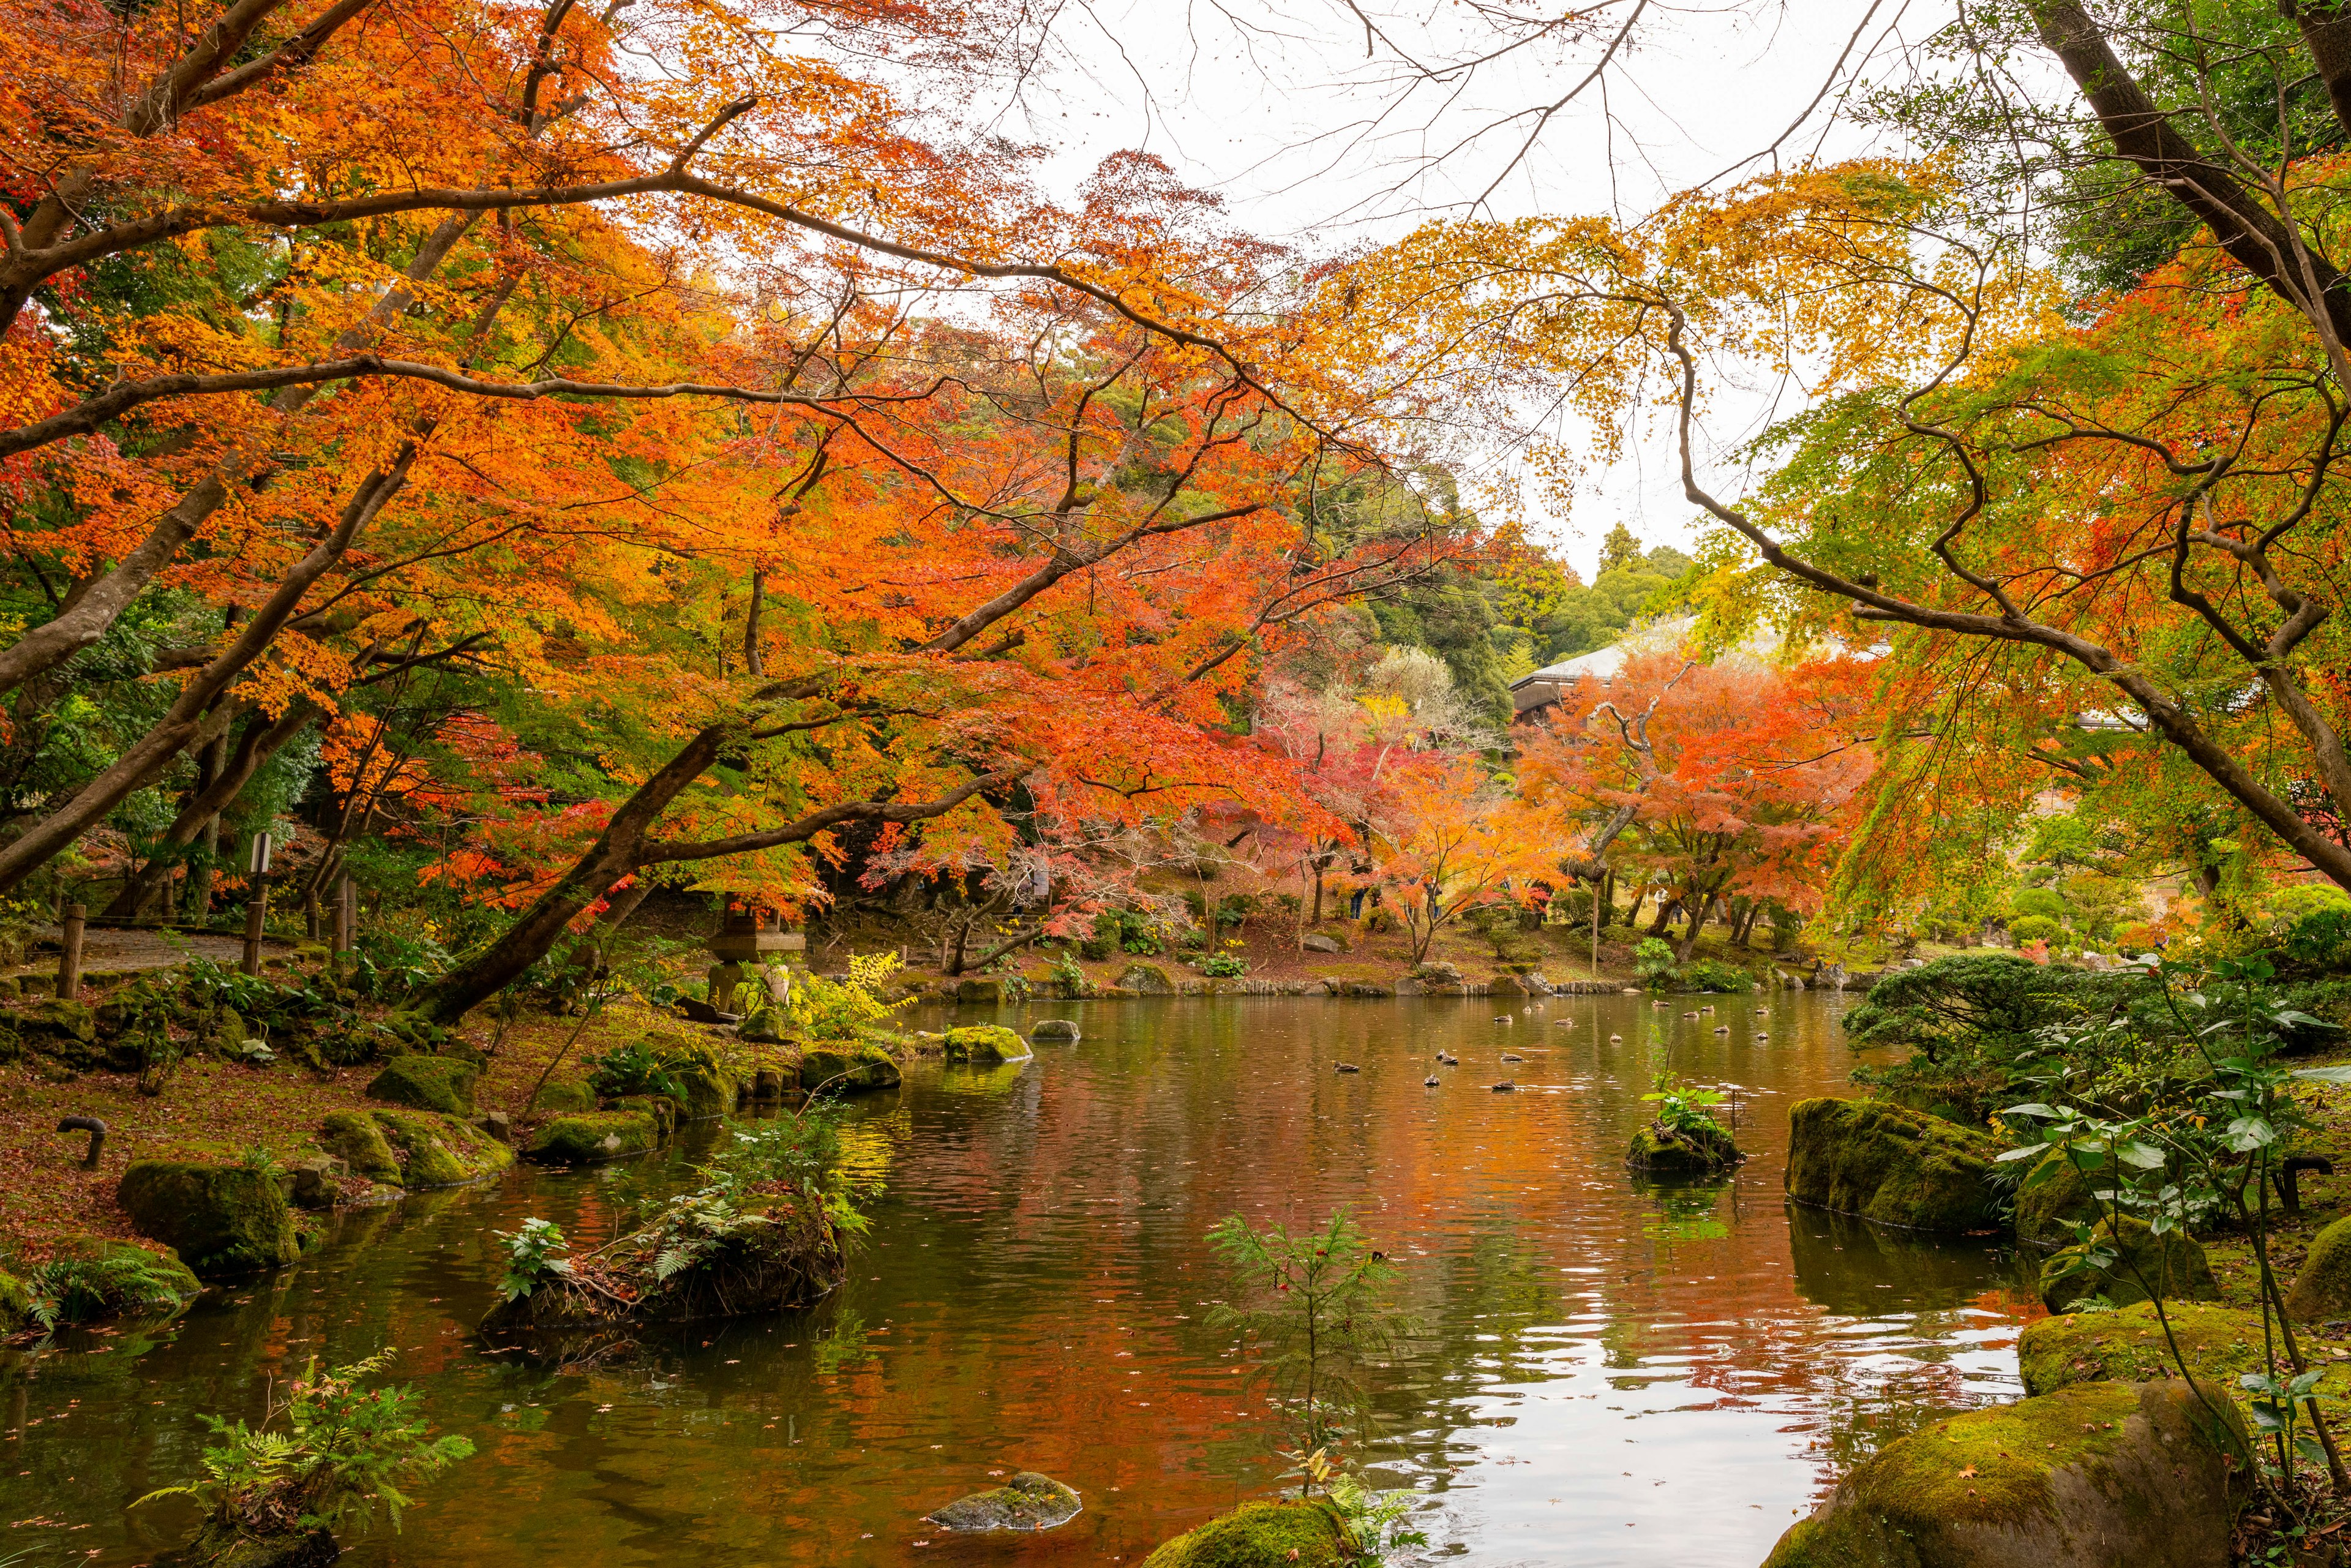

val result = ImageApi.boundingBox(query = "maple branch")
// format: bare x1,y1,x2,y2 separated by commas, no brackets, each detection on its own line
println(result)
634,770,1011,865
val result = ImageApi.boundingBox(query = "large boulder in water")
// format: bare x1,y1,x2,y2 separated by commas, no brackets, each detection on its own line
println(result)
364,1054,477,1114
2287,1214,2351,1323
2039,1217,2219,1314
116,1161,300,1278
1763,1379,2249,1568
524,1110,661,1166
1030,1018,1081,1041
317,1110,400,1183
370,1110,513,1188
798,1043,900,1093
942,1025,1033,1064
1783,1097,2004,1233
925,1472,1082,1532
1141,1500,1352,1568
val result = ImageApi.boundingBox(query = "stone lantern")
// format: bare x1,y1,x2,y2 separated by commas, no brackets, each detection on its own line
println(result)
705,899,804,1015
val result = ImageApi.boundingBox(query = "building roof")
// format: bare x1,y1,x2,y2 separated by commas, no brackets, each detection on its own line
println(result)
1509,616,1698,716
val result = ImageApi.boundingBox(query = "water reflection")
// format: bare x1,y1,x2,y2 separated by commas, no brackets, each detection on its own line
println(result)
2,992,2030,1567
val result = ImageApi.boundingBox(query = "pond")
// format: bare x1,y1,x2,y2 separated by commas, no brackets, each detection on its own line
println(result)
1,991,2039,1567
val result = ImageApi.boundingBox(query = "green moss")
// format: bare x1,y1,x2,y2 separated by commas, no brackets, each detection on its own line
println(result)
2018,1300,2351,1411
364,1054,478,1114
2287,1214,2351,1322
942,1025,1033,1065
0,1267,29,1334
156,1523,340,1568
524,1111,659,1165
317,1110,401,1183
1625,1122,1742,1172
956,975,1028,1003
926,1471,1082,1531
611,1092,678,1137
115,1161,299,1278
2014,1150,2098,1250
526,1079,594,1114
2041,1217,2220,1313
26,1236,201,1323
1139,1501,1351,1568
798,1043,901,1093
670,1054,734,1120
23,997,96,1043
1763,1380,2249,1567
371,1110,513,1188
1117,962,1175,995
1783,1097,2004,1234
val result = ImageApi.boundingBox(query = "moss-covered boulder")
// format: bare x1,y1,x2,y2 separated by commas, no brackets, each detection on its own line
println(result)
524,1110,660,1165
798,1043,901,1093
527,1079,594,1114
0,1267,29,1334
1140,1500,1351,1568
925,1471,1082,1531
2287,1213,2351,1323
2019,1300,2351,1409
2014,1150,2099,1250
373,1110,514,1188
957,975,1029,1004
1625,1122,1743,1173
1030,1018,1082,1041
668,1054,734,1120
116,1162,301,1278
1117,962,1175,995
482,1193,842,1331
1783,1097,2004,1234
1763,1379,2249,1568
23,997,96,1044
28,1236,202,1322
365,1054,478,1114
942,1025,1033,1065
317,1110,402,1183
2041,1216,2220,1314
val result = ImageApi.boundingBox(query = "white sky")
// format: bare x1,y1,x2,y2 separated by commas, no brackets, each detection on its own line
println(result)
961,0,1956,578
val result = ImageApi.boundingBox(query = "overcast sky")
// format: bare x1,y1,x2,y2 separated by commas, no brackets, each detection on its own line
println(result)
966,0,1957,577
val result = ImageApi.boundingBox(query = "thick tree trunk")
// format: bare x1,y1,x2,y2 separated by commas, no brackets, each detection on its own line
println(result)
104,702,315,918
1673,890,1720,963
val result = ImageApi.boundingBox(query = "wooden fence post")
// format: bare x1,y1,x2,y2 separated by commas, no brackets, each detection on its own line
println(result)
240,833,273,977
57,901,86,999
333,874,354,966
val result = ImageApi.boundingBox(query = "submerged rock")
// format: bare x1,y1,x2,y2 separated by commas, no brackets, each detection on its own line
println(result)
116,1161,301,1278
942,1025,1033,1064
481,1193,844,1331
1029,1018,1082,1041
1141,1500,1351,1568
798,1043,901,1093
1783,1097,2004,1234
1763,1379,2249,1568
1625,1122,1744,1173
2287,1214,2351,1323
2039,1217,2219,1314
926,1471,1082,1532
524,1111,661,1166
364,1054,478,1115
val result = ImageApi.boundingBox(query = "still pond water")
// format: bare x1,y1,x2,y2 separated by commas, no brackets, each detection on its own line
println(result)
1,992,2039,1567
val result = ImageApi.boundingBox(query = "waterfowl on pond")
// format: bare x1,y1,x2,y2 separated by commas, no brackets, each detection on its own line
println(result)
1714,1026,1730,1035
1608,1033,1623,1043
1501,1053,1524,1063
1424,1075,1441,1087
1494,1015,1514,1024
1682,1011,1698,1019
1756,1007,1769,1015
1491,1081,1517,1092
1556,1019,1575,1027
1438,1052,1459,1065
1335,1062,1361,1073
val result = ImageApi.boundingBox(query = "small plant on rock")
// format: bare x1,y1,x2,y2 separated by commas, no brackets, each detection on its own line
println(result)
1641,1070,1728,1138
493,1219,573,1302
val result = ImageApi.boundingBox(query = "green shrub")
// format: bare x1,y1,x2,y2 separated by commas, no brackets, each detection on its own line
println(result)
1633,937,1677,989
583,1040,683,1101
2007,914,2065,946
2011,887,2068,922
1677,958,1751,993
1202,952,1247,978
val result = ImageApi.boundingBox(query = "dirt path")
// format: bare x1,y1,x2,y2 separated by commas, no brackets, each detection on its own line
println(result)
6,924,288,986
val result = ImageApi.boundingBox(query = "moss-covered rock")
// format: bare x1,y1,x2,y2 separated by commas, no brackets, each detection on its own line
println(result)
154,1523,340,1568
1763,1379,2249,1568
2014,1150,2099,1250
2018,1300,2351,1409
23,997,96,1043
373,1110,514,1188
1625,1122,1744,1172
2041,1217,2221,1314
26,1236,202,1322
1139,1500,1351,1568
116,1162,300,1278
365,1054,478,1114
1117,962,1175,995
317,1110,401,1183
798,1043,901,1093
525,1111,661,1165
668,1053,734,1120
2287,1213,2351,1323
481,1192,843,1330
0,1267,29,1334
942,1025,1033,1064
956,975,1030,1003
610,1092,678,1138
925,1471,1082,1532
1783,1097,2004,1234
527,1079,594,1114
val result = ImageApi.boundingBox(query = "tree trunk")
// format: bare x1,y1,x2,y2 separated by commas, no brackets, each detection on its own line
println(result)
1673,889,1720,963
1646,898,1676,938
104,702,315,918
743,569,765,676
